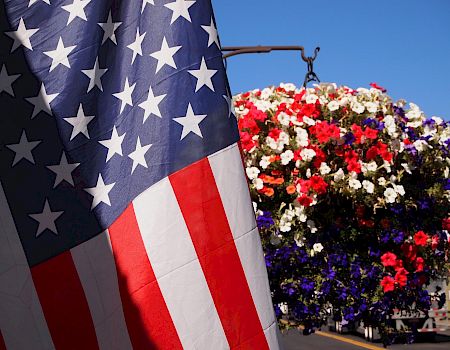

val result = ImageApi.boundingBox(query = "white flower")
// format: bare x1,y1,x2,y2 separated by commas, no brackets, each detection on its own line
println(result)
400,163,412,174
294,233,304,247
305,168,312,178
334,168,345,182
349,178,362,190
313,243,324,253
384,187,398,203
378,177,387,186
365,101,378,113
295,127,309,147
300,148,316,161
277,112,291,126
327,100,340,112
413,140,432,153
294,206,308,222
303,116,316,126
246,166,260,180
432,116,444,125
320,162,331,175
306,94,318,104
252,201,258,213
362,180,375,194
307,219,318,233
253,178,264,190
445,167,449,178
259,156,271,170
351,102,365,114
281,150,294,165
394,184,405,196
260,88,273,100
280,83,296,91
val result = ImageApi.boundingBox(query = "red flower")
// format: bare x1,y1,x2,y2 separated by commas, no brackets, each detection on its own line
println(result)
381,252,397,267
347,160,362,174
310,121,340,144
240,132,258,152
394,268,409,287
370,82,387,93
394,259,404,272
299,103,319,118
401,243,417,261
414,231,429,246
431,235,439,250
268,128,282,141
297,195,313,207
415,257,425,272
364,127,378,140
365,142,393,162
309,175,328,194
442,218,450,231
380,276,395,292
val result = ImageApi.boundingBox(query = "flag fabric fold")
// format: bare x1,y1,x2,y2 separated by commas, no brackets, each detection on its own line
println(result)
0,0,280,348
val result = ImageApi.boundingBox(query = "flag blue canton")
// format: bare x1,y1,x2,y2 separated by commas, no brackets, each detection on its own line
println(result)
0,0,238,266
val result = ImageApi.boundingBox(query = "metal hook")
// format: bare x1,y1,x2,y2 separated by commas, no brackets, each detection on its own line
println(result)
302,47,320,88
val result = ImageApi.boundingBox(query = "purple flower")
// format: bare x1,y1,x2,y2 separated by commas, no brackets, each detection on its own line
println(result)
444,179,450,190
344,132,356,145
300,278,315,293
257,211,274,229
393,105,405,117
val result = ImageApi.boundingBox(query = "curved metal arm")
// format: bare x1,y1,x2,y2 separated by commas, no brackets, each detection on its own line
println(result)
221,45,321,87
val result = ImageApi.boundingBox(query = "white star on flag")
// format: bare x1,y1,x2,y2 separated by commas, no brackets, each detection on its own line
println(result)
141,0,154,13
28,0,50,7
173,103,207,140
6,130,41,166
61,0,92,25
29,199,64,237
47,152,80,188
98,11,122,45
63,104,95,140
164,0,196,24
201,17,219,48
113,77,136,113
138,86,167,121
128,137,152,174
82,57,108,92
99,126,126,162
188,57,217,92
150,37,182,73
223,94,236,118
127,28,146,64
43,37,76,72
85,174,115,209
5,17,39,52
25,83,59,118
0,64,21,97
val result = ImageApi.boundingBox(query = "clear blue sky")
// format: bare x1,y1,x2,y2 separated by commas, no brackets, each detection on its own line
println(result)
212,0,450,119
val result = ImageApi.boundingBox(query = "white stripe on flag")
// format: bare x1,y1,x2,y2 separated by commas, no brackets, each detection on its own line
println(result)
71,231,133,350
0,182,55,350
209,144,279,349
207,144,256,238
133,178,229,350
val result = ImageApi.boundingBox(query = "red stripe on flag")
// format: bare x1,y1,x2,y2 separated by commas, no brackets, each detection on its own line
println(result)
109,204,183,350
0,329,6,350
30,251,99,350
169,158,269,350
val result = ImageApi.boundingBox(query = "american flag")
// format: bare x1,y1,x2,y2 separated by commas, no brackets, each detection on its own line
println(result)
0,0,280,349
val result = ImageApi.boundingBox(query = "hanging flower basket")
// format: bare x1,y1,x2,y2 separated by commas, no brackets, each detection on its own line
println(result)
234,82,450,342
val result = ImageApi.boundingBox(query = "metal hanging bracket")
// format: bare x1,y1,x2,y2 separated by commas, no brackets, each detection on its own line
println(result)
221,46,321,87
